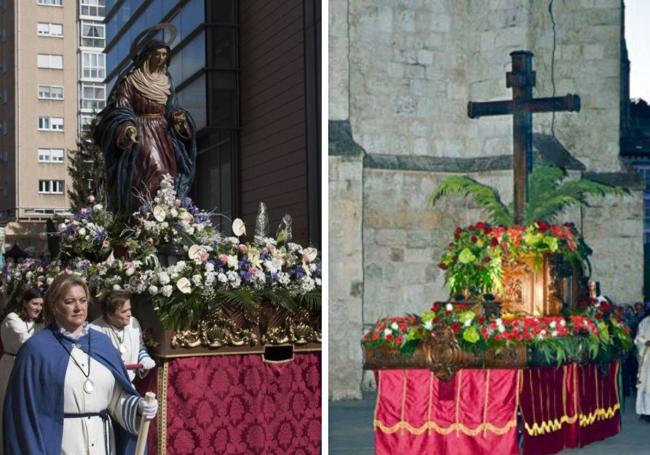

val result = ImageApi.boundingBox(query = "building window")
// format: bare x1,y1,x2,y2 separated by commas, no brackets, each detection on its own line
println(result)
81,52,105,80
37,22,64,37
80,0,104,18
79,114,94,132
37,54,63,69
37,0,63,6
81,21,105,48
38,180,65,194
80,83,105,111
38,116,64,131
38,85,64,100
38,148,64,163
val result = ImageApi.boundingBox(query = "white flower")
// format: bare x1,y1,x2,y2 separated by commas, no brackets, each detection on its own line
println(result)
112,284,122,290
161,285,173,297
205,273,216,286
445,303,453,312
540,329,547,337
391,322,399,330
232,218,246,237
277,272,291,286
46,277,54,285
551,330,558,337
78,228,87,236
176,277,192,294
550,321,557,329
204,262,215,273
424,320,433,330
153,206,166,222
303,247,318,262
158,271,170,285
560,320,566,327
226,271,241,287
148,285,159,295
93,204,103,212
170,208,179,218
217,273,228,283
188,245,202,260
383,328,392,337
191,274,202,286
178,211,193,222
464,319,472,328
498,325,505,333
227,255,239,270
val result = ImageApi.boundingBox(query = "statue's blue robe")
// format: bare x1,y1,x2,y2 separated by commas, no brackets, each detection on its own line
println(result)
3,326,140,454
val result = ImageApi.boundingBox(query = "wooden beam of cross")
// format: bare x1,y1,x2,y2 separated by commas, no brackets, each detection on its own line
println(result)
467,51,581,225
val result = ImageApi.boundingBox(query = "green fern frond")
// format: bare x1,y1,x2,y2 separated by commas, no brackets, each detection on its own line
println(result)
524,195,583,225
429,176,513,225
262,288,299,313
527,166,567,216
215,288,257,308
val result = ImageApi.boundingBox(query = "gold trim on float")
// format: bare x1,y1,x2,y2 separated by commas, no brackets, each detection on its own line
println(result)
373,418,517,436
157,360,169,455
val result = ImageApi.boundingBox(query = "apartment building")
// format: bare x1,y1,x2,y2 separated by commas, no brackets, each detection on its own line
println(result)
0,0,106,253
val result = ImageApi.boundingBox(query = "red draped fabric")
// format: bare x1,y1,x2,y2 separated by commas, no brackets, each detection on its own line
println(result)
374,362,620,455
519,362,620,454
374,369,519,455
135,352,321,454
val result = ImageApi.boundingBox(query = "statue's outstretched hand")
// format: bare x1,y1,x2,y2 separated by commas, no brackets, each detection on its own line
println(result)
125,126,138,145
172,111,189,136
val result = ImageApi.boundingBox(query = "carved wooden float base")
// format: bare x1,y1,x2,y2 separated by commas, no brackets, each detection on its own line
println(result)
131,295,321,359
363,327,527,381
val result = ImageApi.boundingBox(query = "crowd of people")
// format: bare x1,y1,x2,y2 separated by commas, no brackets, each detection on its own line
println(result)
0,273,157,454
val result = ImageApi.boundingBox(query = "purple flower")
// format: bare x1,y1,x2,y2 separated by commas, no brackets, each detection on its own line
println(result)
239,270,252,282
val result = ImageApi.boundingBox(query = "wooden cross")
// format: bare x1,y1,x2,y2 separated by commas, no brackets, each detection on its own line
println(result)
467,51,581,225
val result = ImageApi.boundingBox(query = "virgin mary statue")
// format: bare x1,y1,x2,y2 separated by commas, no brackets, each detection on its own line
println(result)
94,29,196,217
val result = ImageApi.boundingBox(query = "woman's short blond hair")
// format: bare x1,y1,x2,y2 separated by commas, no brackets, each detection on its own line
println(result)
43,274,89,325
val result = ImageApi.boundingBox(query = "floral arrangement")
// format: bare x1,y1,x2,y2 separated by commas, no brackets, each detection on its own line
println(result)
4,175,322,331
363,300,633,367
126,175,220,255
438,220,584,297
58,198,115,263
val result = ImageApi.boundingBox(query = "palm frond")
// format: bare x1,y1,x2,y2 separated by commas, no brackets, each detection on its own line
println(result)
429,176,513,225
525,174,627,224
524,195,583,225
215,288,258,308
262,288,300,313
527,166,566,217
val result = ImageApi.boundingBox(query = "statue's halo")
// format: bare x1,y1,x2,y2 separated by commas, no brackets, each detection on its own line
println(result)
129,23,177,61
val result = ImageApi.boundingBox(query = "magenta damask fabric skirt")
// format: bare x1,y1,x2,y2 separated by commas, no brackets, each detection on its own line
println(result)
136,353,321,454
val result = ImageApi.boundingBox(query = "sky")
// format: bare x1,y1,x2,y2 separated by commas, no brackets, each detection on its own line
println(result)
626,0,650,101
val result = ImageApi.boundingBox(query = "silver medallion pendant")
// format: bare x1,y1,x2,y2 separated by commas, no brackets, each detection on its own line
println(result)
83,378,95,394
118,343,127,356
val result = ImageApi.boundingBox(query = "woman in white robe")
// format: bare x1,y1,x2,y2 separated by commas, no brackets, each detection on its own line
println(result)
635,315,650,418
0,288,43,453
91,291,156,382
3,274,158,454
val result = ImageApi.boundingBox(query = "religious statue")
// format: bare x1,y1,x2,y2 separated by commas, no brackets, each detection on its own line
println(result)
94,24,196,217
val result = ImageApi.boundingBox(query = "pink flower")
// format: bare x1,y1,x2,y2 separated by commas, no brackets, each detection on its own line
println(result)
218,254,228,264
102,240,110,249
239,244,248,254
199,251,210,262
174,199,182,207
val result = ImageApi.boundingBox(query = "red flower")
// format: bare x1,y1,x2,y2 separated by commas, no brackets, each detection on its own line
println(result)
432,302,442,312
477,316,486,324
468,225,476,231
438,262,448,270
372,333,379,340
385,333,393,341
400,324,407,333
451,323,461,333
483,256,491,263
395,336,403,344
494,334,502,342
490,237,499,247
471,235,478,243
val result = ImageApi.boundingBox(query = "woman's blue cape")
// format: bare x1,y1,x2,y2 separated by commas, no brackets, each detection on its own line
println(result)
3,326,140,454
